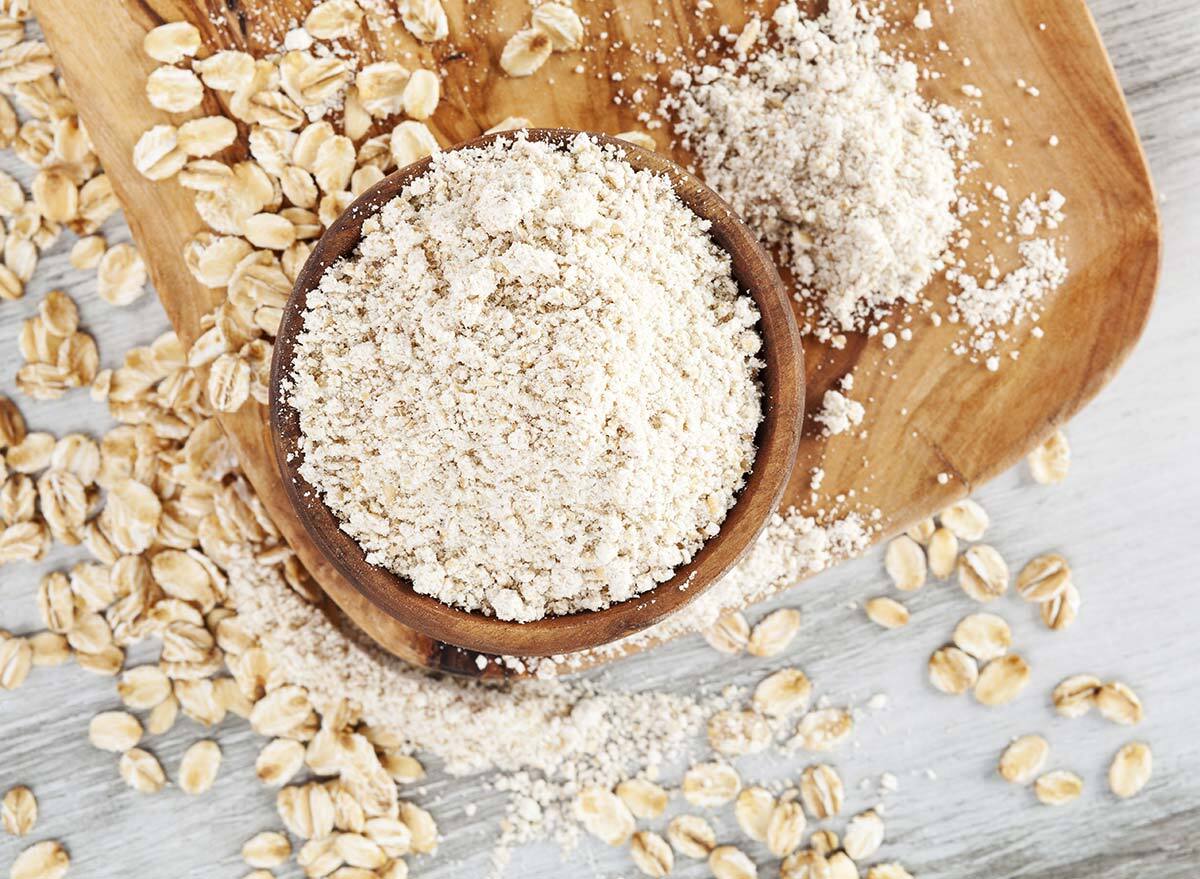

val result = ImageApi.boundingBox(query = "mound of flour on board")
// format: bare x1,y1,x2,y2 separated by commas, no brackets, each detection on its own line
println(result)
665,0,970,336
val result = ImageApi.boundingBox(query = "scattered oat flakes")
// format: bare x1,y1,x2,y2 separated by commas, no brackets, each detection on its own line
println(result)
939,499,989,541
117,665,172,710
206,352,251,412
799,763,843,819
193,50,254,92
382,752,425,784
0,636,32,689
1095,681,1144,725
531,3,584,52
928,646,978,695
1041,581,1080,630
926,526,958,579
1052,674,1100,718
1028,429,1070,484
998,734,1050,784
401,69,439,121
26,632,67,668
178,117,237,157
500,29,553,77
616,778,668,819
864,596,909,629
143,21,201,63
0,395,25,447
242,831,292,868
809,830,839,857
37,573,74,634
305,0,363,39
250,684,311,737
865,864,914,879
905,517,935,544
766,799,807,857
88,709,142,751
885,534,926,591
958,544,1009,602
734,786,775,842
795,707,853,751
952,612,1011,661
1,785,36,836
400,0,448,42
1034,769,1083,805
1016,553,1071,602
704,611,750,654
389,119,439,167
179,739,222,794
682,762,741,807
747,607,801,656
9,840,69,879
485,116,532,134
781,848,830,879
709,845,756,879
119,747,166,793
146,65,204,112
631,830,674,877
753,667,812,717
843,808,885,860
667,814,716,859
616,130,657,151
1108,741,1152,799
974,655,1031,706
132,124,184,180
828,851,858,879
575,787,635,846
97,243,147,306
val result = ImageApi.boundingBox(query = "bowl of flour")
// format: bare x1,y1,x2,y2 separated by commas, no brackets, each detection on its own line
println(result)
270,129,803,657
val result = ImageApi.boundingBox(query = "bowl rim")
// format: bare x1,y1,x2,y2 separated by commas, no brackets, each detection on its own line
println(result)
268,128,804,657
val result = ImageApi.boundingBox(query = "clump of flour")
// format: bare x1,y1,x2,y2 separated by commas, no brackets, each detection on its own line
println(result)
289,133,762,622
813,376,865,437
665,0,969,336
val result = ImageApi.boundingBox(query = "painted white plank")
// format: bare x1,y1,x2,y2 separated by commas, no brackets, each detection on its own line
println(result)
2,1,1199,877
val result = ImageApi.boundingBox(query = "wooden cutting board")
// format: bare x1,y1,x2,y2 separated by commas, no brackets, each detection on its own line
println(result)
33,0,1159,677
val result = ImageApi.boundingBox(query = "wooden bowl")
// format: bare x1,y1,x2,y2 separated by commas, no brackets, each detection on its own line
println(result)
269,129,804,657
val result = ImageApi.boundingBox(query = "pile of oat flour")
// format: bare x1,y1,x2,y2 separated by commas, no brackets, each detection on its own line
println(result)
289,134,763,622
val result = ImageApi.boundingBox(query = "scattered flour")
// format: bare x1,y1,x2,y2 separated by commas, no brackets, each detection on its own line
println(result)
561,508,874,668
1015,189,1067,236
289,133,763,622
948,239,1069,362
665,0,970,337
225,507,871,865
227,554,708,781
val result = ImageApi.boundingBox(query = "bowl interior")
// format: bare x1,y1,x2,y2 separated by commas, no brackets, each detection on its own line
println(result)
269,129,804,657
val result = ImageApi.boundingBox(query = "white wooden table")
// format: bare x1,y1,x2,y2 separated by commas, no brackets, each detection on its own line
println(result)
2,2,1198,877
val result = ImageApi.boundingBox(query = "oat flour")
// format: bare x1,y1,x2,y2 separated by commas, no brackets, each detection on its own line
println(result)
289,134,762,621
665,0,969,337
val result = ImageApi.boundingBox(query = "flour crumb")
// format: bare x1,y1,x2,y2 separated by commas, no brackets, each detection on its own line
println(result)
814,377,866,437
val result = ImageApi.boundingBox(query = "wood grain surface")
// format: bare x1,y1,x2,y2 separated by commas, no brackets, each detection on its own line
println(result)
30,0,1160,675
0,4,1196,879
